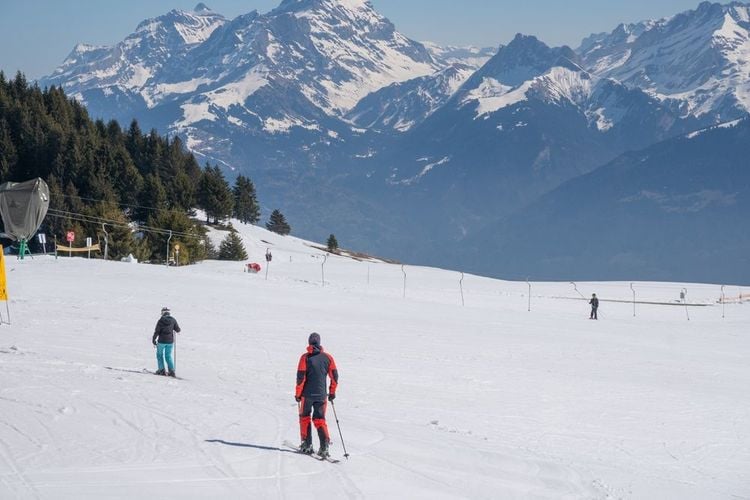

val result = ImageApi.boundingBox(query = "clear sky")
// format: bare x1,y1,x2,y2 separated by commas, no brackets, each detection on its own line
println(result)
1,0,709,80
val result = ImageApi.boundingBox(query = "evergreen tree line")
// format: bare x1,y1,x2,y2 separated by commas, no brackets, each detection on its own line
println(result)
0,71,287,263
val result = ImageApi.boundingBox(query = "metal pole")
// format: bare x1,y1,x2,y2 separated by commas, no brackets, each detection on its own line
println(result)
173,331,177,374
367,264,370,286
54,235,58,260
402,265,407,299
459,272,465,306
721,285,725,319
682,288,690,321
321,254,328,287
166,230,172,267
630,283,636,317
526,278,531,312
330,401,349,459
265,248,270,281
101,223,109,261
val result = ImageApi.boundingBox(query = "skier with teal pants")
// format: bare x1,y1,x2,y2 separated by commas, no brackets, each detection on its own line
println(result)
152,307,181,377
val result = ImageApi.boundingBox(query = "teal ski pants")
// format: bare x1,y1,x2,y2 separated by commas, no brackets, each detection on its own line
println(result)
156,343,174,371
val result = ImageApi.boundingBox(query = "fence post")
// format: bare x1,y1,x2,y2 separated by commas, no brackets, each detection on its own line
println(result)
459,272,465,306
721,285,725,319
101,223,109,261
682,288,690,321
166,230,172,267
630,283,636,317
402,265,407,299
321,254,328,287
526,278,531,312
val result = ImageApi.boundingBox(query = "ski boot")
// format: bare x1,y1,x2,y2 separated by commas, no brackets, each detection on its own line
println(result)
154,368,166,376
317,440,330,459
168,370,176,378
299,440,314,455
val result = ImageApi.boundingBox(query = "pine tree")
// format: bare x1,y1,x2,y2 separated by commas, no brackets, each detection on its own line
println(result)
0,119,17,181
197,165,234,224
266,209,291,235
233,174,260,224
327,234,339,252
218,227,248,260
135,174,167,223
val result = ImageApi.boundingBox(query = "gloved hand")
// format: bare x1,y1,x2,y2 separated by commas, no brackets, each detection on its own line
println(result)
295,396,301,402
152,339,157,346
328,393,336,401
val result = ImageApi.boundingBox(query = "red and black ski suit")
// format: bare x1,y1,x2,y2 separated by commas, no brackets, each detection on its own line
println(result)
295,344,338,446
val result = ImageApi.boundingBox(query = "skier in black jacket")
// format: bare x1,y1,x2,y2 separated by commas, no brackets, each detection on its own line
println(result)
589,294,599,320
152,307,181,376
295,332,338,458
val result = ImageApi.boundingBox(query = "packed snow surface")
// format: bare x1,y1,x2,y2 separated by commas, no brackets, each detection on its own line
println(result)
1,221,748,499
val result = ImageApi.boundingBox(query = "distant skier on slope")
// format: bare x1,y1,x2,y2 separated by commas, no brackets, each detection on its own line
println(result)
589,293,599,320
295,332,338,458
152,307,181,377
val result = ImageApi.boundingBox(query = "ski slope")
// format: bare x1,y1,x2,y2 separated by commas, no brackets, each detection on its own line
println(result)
0,221,748,499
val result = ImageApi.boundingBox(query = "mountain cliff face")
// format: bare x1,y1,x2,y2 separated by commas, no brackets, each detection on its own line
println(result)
38,1,750,281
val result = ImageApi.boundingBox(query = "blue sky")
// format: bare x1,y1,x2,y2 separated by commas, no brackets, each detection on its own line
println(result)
1,0,707,80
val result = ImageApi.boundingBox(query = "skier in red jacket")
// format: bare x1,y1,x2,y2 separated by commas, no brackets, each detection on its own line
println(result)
295,332,338,458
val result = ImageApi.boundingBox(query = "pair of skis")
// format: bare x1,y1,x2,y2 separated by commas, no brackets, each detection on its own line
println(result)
283,440,340,463
104,366,184,380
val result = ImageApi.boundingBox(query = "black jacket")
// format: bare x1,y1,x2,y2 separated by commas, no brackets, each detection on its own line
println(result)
153,315,180,344
589,297,599,309
295,345,338,401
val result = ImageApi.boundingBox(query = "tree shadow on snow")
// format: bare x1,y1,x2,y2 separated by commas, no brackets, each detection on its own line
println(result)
205,439,295,453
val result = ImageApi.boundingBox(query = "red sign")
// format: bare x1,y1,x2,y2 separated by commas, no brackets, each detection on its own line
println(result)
66,231,75,242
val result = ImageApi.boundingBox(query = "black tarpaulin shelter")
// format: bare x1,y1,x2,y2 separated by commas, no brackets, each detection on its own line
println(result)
0,178,50,246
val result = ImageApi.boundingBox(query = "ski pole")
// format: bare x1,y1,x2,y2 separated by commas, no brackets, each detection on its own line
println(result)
330,401,349,459
172,333,177,374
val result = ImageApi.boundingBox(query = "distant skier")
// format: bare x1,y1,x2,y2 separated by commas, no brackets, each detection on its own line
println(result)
152,307,181,377
295,332,338,458
589,293,599,320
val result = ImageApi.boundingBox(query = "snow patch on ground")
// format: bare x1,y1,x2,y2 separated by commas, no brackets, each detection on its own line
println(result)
204,68,269,111
263,117,320,134
464,78,529,117
686,118,744,138
177,102,218,127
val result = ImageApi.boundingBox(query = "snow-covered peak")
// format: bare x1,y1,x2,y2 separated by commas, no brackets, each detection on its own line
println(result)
134,8,227,45
276,0,372,14
422,42,497,69
346,63,475,131
462,65,594,118
579,1,750,121
471,34,580,88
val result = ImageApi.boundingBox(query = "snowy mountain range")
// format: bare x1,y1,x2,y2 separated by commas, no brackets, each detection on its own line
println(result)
39,0,750,282
579,1,750,122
